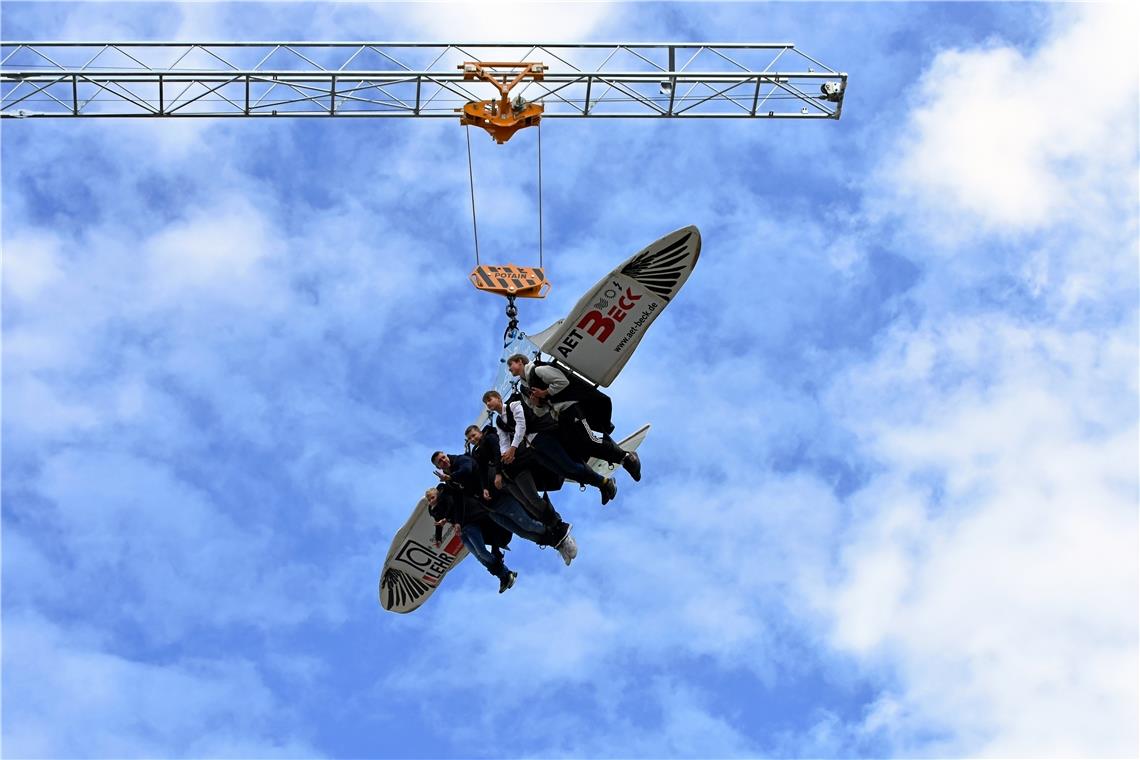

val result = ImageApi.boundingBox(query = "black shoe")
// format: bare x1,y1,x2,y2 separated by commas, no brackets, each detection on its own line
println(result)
498,571,517,594
622,451,642,482
600,477,618,506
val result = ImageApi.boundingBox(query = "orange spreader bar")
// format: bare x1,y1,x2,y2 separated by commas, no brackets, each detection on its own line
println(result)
458,61,547,144
470,264,550,298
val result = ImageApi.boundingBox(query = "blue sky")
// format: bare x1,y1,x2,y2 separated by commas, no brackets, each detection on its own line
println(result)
2,2,1137,758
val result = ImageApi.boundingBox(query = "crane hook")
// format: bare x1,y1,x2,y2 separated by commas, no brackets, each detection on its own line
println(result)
504,295,520,339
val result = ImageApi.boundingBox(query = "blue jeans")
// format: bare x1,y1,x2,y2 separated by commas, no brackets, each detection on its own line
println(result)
529,432,604,488
460,523,509,580
488,492,551,545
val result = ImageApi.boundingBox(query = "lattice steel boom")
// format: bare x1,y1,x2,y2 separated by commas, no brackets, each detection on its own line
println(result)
0,42,847,120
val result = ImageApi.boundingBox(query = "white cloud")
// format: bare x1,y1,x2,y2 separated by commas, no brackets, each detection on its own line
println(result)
10,447,350,636
2,229,64,302
794,5,1140,755
885,4,1138,236
399,1,620,42
145,196,284,303
820,316,1138,757
2,613,321,759
3,372,103,438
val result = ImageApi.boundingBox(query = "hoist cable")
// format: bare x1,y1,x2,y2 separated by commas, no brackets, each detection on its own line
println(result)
465,125,480,266
537,121,544,271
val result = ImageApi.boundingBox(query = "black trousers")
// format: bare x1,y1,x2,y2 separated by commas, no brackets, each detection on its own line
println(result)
575,388,614,435
505,445,565,491
557,408,626,465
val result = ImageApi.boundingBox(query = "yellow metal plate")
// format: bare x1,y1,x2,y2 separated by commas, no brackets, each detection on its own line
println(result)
470,265,550,298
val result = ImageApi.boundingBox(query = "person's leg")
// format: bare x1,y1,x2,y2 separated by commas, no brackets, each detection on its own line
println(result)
579,389,614,435
558,408,625,466
500,499,576,566
505,468,562,526
512,446,566,492
556,413,593,461
541,492,560,522
460,523,510,580
579,428,627,465
589,430,639,481
532,432,618,504
531,432,605,488
488,493,560,545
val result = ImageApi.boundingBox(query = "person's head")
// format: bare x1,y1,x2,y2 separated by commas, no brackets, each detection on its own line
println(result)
482,389,503,413
424,487,439,505
507,354,529,377
431,451,450,470
464,424,482,447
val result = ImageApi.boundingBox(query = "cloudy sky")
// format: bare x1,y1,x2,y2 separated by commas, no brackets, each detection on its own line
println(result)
2,2,1137,758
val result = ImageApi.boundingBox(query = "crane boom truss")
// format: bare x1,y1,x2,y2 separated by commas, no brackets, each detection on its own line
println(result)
0,42,846,120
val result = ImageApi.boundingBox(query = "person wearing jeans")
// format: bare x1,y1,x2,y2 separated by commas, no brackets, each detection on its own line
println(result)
427,486,516,593
466,424,577,565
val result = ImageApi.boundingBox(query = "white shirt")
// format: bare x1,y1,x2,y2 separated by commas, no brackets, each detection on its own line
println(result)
494,398,528,451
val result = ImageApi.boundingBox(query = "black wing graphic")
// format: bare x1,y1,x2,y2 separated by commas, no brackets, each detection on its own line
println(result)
380,568,430,611
619,230,694,301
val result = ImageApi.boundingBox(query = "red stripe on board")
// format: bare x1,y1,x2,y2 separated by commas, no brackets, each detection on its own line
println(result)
444,535,464,555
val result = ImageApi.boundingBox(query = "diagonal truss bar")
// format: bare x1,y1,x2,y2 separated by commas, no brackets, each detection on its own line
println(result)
0,41,846,119
80,73,160,114
164,75,240,114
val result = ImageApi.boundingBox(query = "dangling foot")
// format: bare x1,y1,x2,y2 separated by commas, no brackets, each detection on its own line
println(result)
622,451,642,482
600,477,618,506
498,571,517,594
555,524,578,566
557,534,578,565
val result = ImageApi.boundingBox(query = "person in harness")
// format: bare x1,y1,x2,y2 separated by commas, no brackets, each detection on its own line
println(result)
473,399,567,524
425,484,517,593
506,354,641,483
464,423,578,566
482,387,619,505
431,450,575,564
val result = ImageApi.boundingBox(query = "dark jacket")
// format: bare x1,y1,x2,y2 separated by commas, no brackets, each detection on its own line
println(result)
429,482,487,527
429,453,491,543
469,425,503,491
445,453,486,496
429,485,511,548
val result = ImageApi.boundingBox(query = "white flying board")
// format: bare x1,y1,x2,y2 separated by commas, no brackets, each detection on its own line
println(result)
540,226,701,387
379,497,467,614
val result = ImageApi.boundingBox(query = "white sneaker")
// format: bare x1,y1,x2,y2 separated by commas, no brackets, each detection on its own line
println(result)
557,534,579,566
